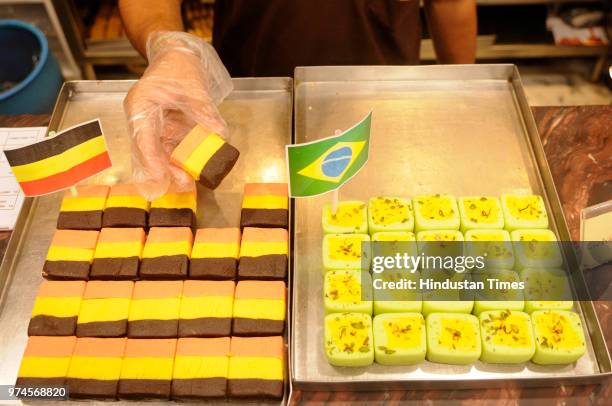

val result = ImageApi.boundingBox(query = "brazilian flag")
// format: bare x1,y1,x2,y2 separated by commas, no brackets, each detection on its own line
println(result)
286,112,371,197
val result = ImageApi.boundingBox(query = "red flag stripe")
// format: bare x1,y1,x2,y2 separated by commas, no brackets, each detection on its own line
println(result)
19,152,111,196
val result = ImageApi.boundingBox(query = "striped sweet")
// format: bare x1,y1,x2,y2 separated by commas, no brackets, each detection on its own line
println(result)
90,228,145,280
238,227,288,280
233,281,286,336
148,186,197,228
140,227,193,279
171,337,230,399
179,280,234,337
228,336,284,399
118,338,177,399
128,281,182,338
76,281,133,337
240,183,288,229
102,184,149,228
66,337,126,399
170,125,240,190
57,184,109,230
16,336,76,388
43,229,99,280
190,228,240,279
28,280,86,336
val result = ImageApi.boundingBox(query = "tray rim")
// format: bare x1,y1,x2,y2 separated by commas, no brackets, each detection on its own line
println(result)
289,64,612,390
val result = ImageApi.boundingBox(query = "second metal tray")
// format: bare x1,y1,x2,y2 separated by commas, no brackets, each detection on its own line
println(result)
290,65,611,390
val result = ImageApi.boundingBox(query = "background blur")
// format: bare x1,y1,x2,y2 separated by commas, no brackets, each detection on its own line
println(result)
0,0,610,108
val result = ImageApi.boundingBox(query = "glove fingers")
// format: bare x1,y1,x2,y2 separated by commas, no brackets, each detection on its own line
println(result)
125,85,172,199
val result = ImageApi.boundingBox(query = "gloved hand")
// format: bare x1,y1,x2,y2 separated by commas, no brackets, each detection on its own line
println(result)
124,31,233,200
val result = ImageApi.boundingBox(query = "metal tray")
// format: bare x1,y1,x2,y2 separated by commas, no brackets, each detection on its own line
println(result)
290,65,612,390
0,78,294,404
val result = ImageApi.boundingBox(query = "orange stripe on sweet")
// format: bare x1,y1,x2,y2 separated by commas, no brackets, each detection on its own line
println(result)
98,227,145,244
132,281,183,299
170,125,209,163
244,183,288,197
234,281,285,300
176,337,230,357
124,338,177,358
182,280,235,298
23,336,77,357
146,227,193,244
241,227,288,243
108,183,142,197
83,281,134,299
63,184,109,198
37,281,86,298
194,227,241,244
72,337,126,357
19,152,111,196
230,336,284,359
50,229,99,249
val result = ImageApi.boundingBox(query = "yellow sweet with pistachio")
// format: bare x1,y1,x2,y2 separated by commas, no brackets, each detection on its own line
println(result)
531,310,586,364
472,269,524,315
426,313,481,364
520,268,573,313
511,229,563,270
413,195,460,231
324,313,374,367
373,313,426,365
368,197,413,233
417,230,464,261
465,229,514,269
501,194,548,230
323,233,370,271
373,270,422,314
322,201,368,234
323,270,372,314
479,310,535,363
459,196,504,232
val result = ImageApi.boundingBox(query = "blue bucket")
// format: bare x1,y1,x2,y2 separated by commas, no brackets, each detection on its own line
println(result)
0,20,62,114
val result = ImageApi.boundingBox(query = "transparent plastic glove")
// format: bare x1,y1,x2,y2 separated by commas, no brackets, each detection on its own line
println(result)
124,31,233,200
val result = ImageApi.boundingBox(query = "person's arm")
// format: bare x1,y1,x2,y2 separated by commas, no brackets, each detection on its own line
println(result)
423,0,477,64
119,0,184,56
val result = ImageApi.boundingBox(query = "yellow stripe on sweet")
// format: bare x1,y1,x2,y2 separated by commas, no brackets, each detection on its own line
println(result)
173,355,228,379
94,241,143,259
46,246,94,262
191,242,239,259
60,196,106,212
11,136,106,182
233,299,285,321
120,357,174,380
181,133,226,178
77,298,131,324
18,357,71,378
31,297,82,318
228,357,283,380
105,195,149,211
242,195,288,210
240,242,287,257
179,296,233,319
151,193,196,212
129,298,181,321
67,356,122,380
142,241,192,258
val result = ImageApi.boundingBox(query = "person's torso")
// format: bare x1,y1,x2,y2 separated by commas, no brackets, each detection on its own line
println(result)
213,0,421,77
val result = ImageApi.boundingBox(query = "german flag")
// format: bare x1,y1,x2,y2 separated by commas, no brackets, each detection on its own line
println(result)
4,120,111,196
